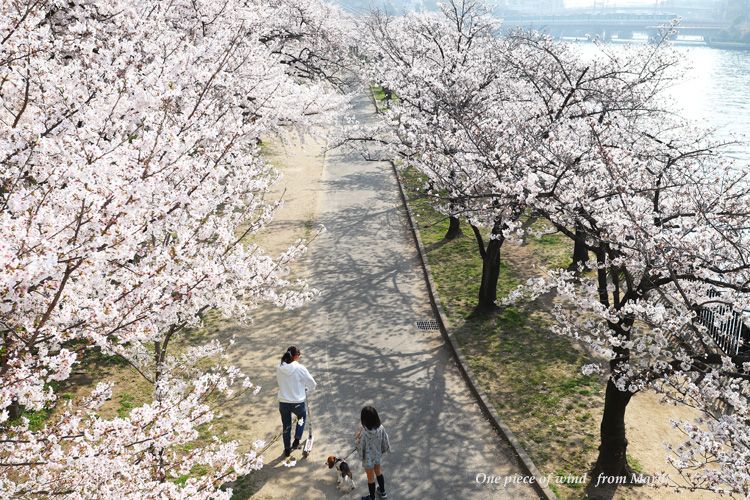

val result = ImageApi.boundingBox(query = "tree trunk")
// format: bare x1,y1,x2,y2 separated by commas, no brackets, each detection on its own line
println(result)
592,379,634,479
1,332,21,420
590,245,636,488
8,400,22,420
444,215,462,240
473,221,505,312
569,221,590,274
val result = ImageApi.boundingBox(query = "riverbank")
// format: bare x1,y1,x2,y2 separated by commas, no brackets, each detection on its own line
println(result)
561,35,750,50
707,40,750,50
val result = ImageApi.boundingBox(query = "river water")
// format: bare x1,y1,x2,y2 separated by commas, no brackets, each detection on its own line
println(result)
574,43,750,163
670,46,750,162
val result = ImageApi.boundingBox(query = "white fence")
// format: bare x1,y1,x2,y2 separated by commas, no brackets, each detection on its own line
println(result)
699,305,746,356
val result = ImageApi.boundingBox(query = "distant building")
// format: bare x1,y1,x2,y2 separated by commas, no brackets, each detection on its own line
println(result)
657,0,740,20
718,0,750,22
496,0,565,16
335,0,441,14
560,1,732,21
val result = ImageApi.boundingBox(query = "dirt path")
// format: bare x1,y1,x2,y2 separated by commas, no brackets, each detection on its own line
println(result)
215,98,537,499
618,391,719,499
213,133,328,498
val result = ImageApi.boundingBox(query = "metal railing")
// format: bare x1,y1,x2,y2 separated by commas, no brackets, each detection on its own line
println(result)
699,304,745,356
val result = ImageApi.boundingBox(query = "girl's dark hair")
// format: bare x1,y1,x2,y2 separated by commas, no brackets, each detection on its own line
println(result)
360,405,381,430
280,346,300,365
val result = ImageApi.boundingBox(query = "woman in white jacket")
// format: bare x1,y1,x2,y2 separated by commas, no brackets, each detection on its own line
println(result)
277,345,316,457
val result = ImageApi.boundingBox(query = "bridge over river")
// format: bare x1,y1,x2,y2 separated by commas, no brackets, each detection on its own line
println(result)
501,11,731,41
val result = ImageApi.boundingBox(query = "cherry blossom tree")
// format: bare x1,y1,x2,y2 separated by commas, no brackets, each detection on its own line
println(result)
354,2,682,312
511,116,750,494
528,121,750,494
1,0,350,496
469,26,750,494
354,1,530,311
500,26,683,267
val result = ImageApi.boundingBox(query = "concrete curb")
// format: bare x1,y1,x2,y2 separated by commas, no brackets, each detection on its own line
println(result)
369,93,555,500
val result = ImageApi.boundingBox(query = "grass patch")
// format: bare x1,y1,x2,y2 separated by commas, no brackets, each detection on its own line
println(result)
26,408,53,431
256,138,271,155
45,342,154,423
370,84,397,109
549,482,561,498
81,345,141,370
174,464,210,486
117,392,137,418
371,84,387,102
7,345,143,431
400,166,604,499
627,454,645,474
10,408,54,432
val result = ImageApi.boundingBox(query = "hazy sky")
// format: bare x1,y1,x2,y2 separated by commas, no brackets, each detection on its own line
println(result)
565,0,661,6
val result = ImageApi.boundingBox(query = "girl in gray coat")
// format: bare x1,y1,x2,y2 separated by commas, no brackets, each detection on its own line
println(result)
355,406,391,499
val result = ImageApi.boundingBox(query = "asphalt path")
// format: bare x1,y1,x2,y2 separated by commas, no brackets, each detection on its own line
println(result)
227,96,536,499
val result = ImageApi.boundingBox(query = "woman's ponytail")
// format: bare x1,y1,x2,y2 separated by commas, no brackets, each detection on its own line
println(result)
280,345,300,365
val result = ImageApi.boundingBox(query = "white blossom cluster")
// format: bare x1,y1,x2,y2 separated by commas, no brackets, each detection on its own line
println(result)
1,0,351,496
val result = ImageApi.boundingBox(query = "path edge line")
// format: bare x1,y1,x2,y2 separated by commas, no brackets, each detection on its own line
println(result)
370,94,555,500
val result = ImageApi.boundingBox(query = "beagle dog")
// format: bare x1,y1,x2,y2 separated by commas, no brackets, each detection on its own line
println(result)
326,455,356,492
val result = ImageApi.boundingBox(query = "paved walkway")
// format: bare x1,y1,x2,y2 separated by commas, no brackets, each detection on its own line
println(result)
223,96,536,499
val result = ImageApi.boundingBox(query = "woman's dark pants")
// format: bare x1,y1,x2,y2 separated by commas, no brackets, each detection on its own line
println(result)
279,401,306,451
